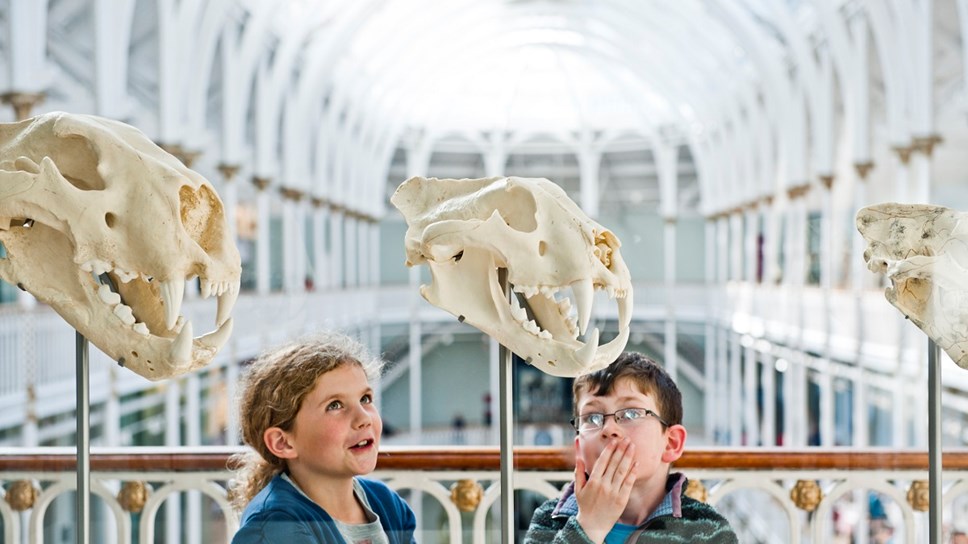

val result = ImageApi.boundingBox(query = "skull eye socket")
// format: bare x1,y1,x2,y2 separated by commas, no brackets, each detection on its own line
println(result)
54,134,107,191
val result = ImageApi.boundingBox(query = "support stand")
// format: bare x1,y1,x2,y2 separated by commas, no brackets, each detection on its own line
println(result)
927,339,941,544
75,332,90,544
498,269,515,543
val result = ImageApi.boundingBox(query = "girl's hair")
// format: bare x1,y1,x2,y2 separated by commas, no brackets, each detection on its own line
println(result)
228,331,382,511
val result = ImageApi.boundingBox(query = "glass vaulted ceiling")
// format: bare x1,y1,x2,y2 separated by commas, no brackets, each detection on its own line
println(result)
312,0,762,138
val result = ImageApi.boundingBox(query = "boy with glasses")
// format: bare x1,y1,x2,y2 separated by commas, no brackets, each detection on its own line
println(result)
524,352,737,543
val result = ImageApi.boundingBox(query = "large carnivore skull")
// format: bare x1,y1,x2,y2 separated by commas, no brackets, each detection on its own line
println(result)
0,112,241,381
391,176,632,377
856,203,968,369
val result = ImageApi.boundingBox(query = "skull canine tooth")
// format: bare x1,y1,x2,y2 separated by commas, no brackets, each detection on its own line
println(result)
160,279,185,330
571,278,594,336
197,317,233,351
575,327,600,366
200,280,212,299
216,283,240,327
169,320,194,364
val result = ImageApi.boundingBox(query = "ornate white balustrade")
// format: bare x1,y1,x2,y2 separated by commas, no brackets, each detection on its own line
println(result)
1,447,967,543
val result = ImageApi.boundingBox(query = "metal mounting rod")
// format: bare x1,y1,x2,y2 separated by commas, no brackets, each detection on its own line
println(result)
499,268,515,543
76,332,90,544
928,338,942,544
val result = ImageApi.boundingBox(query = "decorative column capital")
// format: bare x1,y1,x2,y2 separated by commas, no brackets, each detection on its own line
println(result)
310,196,328,208
892,144,915,164
818,174,834,189
787,184,810,200
252,176,272,191
0,91,45,120
911,134,943,157
761,195,775,207
217,163,241,181
853,161,874,180
279,187,305,201
158,143,200,168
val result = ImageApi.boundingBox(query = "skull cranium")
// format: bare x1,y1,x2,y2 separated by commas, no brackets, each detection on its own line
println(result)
0,112,241,380
391,176,632,377
856,203,968,369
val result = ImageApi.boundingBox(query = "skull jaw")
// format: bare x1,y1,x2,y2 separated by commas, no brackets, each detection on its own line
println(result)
0,242,232,381
422,250,631,378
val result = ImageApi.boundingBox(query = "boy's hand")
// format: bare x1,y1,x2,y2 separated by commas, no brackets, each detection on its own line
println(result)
573,436,637,544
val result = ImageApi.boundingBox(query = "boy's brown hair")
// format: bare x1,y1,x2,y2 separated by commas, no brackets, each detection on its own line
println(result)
573,352,683,426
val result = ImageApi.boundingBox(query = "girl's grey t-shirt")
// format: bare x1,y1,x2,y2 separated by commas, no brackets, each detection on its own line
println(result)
281,473,390,544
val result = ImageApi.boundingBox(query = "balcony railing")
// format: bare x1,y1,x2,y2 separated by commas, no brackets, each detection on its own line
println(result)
2,447,967,543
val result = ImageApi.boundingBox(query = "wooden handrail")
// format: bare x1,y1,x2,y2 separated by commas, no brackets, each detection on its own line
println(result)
2,447,968,473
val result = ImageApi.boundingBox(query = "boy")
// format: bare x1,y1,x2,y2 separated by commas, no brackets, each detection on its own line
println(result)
525,352,737,543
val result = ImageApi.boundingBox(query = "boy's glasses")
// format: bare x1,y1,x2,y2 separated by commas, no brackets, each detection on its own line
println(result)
571,408,670,433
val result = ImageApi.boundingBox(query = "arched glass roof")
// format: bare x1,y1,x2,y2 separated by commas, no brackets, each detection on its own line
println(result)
308,0,764,138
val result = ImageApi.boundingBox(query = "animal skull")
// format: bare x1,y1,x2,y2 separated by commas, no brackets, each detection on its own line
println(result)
856,203,968,369
0,112,241,381
391,176,632,377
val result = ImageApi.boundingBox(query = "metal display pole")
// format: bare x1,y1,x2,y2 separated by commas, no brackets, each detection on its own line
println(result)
928,339,942,544
498,268,515,543
76,331,90,544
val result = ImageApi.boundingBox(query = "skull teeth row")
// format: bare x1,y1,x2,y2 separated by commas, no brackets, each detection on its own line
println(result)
82,258,239,334
509,295,554,340
97,284,151,337
512,283,629,300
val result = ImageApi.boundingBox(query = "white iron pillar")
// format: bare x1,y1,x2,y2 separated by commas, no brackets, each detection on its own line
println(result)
312,199,330,291
703,217,718,442
330,206,345,289
253,177,272,295
345,212,358,288
658,143,679,381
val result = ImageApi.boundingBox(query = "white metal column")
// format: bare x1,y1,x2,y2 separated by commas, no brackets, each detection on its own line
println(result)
330,208,344,289
663,219,678,381
255,184,271,295
704,218,718,442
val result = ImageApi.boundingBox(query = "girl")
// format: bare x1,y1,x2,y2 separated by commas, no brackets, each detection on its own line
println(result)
230,332,416,543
